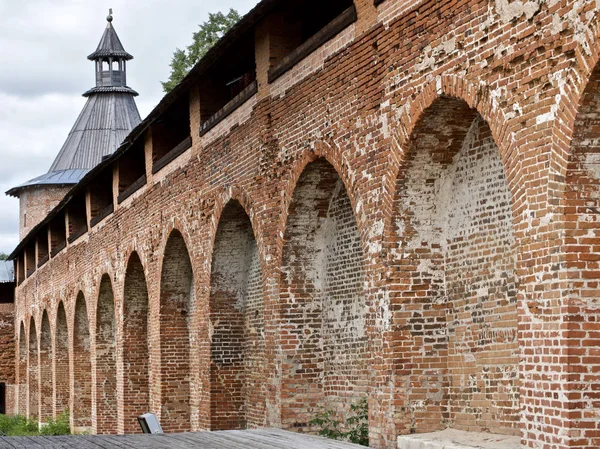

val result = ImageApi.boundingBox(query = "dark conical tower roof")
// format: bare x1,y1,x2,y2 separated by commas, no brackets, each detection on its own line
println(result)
88,11,133,61
7,11,141,197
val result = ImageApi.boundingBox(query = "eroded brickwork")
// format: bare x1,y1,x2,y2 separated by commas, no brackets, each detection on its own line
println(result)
159,231,193,432
0,303,15,415
73,293,91,430
95,275,117,434
122,253,150,433
13,1,600,448
209,201,264,430
28,319,38,419
391,105,519,435
39,312,52,423
54,303,68,418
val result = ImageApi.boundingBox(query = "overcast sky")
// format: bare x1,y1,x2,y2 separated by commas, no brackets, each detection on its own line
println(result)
0,0,259,254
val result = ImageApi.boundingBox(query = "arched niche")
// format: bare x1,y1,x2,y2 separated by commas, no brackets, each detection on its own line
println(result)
123,252,150,433
280,158,368,433
209,200,265,430
18,322,26,416
28,317,38,420
95,274,117,434
73,292,92,431
390,96,519,435
159,230,194,432
55,302,69,418
39,311,52,423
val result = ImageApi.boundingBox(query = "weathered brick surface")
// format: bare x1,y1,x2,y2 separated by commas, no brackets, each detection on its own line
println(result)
13,1,600,448
122,253,150,434
0,303,15,415
18,187,70,241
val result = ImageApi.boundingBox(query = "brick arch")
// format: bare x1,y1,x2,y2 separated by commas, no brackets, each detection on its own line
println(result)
73,291,91,431
207,198,266,430
155,217,196,281
158,228,194,432
279,156,369,433
28,316,38,420
212,186,265,252
54,301,69,418
554,41,600,447
390,75,522,206
203,187,269,290
18,321,26,415
275,147,372,269
95,274,117,434
547,8,600,196
122,251,150,433
39,310,52,423
387,94,520,435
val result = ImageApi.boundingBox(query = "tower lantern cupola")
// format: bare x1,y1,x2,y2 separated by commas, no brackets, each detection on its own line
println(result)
7,9,141,239
85,9,136,96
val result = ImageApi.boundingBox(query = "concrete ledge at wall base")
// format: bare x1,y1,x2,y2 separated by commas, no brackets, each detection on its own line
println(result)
397,429,520,449
71,426,92,435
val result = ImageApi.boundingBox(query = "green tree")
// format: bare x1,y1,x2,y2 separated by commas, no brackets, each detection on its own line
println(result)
161,9,241,93
0,253,7,261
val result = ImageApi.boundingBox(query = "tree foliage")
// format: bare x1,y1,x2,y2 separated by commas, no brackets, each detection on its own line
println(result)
0,253,7,261
161,9,241,93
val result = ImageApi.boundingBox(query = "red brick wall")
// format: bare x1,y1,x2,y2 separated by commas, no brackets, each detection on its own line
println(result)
94,275,117,434
209,201,264,430
17,323,25,416
0,303,15,415
122,253,150,433
55,303,69,418
39,312,52,423
19,186,70,240
391,101,519,435
159,231,193,432
28,318,38,419
14,1,600,448
280,159,367,432
73,293,91,430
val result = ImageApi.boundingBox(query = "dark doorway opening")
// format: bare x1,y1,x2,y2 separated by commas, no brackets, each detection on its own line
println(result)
0,383,7,414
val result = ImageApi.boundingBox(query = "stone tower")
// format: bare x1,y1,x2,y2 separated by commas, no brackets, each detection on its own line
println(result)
7,11,141,240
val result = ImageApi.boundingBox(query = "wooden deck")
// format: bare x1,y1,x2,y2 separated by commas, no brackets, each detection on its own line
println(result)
0,428,369,448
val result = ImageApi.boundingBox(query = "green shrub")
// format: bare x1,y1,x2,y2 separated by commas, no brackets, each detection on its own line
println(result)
0,411,70,436
0,414,39,436
309,397,369,446
40,411,70,436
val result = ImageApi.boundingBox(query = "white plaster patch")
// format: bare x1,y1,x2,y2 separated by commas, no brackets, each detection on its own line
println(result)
494,0,542,24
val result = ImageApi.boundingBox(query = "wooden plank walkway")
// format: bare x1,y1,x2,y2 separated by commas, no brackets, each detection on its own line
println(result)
0,428,369,448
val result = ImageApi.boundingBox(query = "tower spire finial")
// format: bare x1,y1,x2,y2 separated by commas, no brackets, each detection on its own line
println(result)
107,8,113,23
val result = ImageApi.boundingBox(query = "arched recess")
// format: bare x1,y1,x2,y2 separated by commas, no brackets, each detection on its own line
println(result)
209,200,264,430
73,292,92,430
95,275,117,434
18,322,26,415
28,317,38,419
159,229,194,432
280,158,368,432
55,302,69,417
389,96,519,435
562,61,600,442
39,311,52,423
123,252,150,433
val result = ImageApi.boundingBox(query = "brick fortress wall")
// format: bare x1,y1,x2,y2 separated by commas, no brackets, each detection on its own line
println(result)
13,0,600,448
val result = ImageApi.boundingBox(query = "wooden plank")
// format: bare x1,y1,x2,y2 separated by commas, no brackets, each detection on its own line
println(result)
0,429,369,449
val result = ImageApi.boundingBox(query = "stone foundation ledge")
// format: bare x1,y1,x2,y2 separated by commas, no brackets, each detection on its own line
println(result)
398,429,520,449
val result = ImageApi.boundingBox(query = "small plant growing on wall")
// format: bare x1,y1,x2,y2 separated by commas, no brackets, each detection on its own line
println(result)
309,397,369,446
